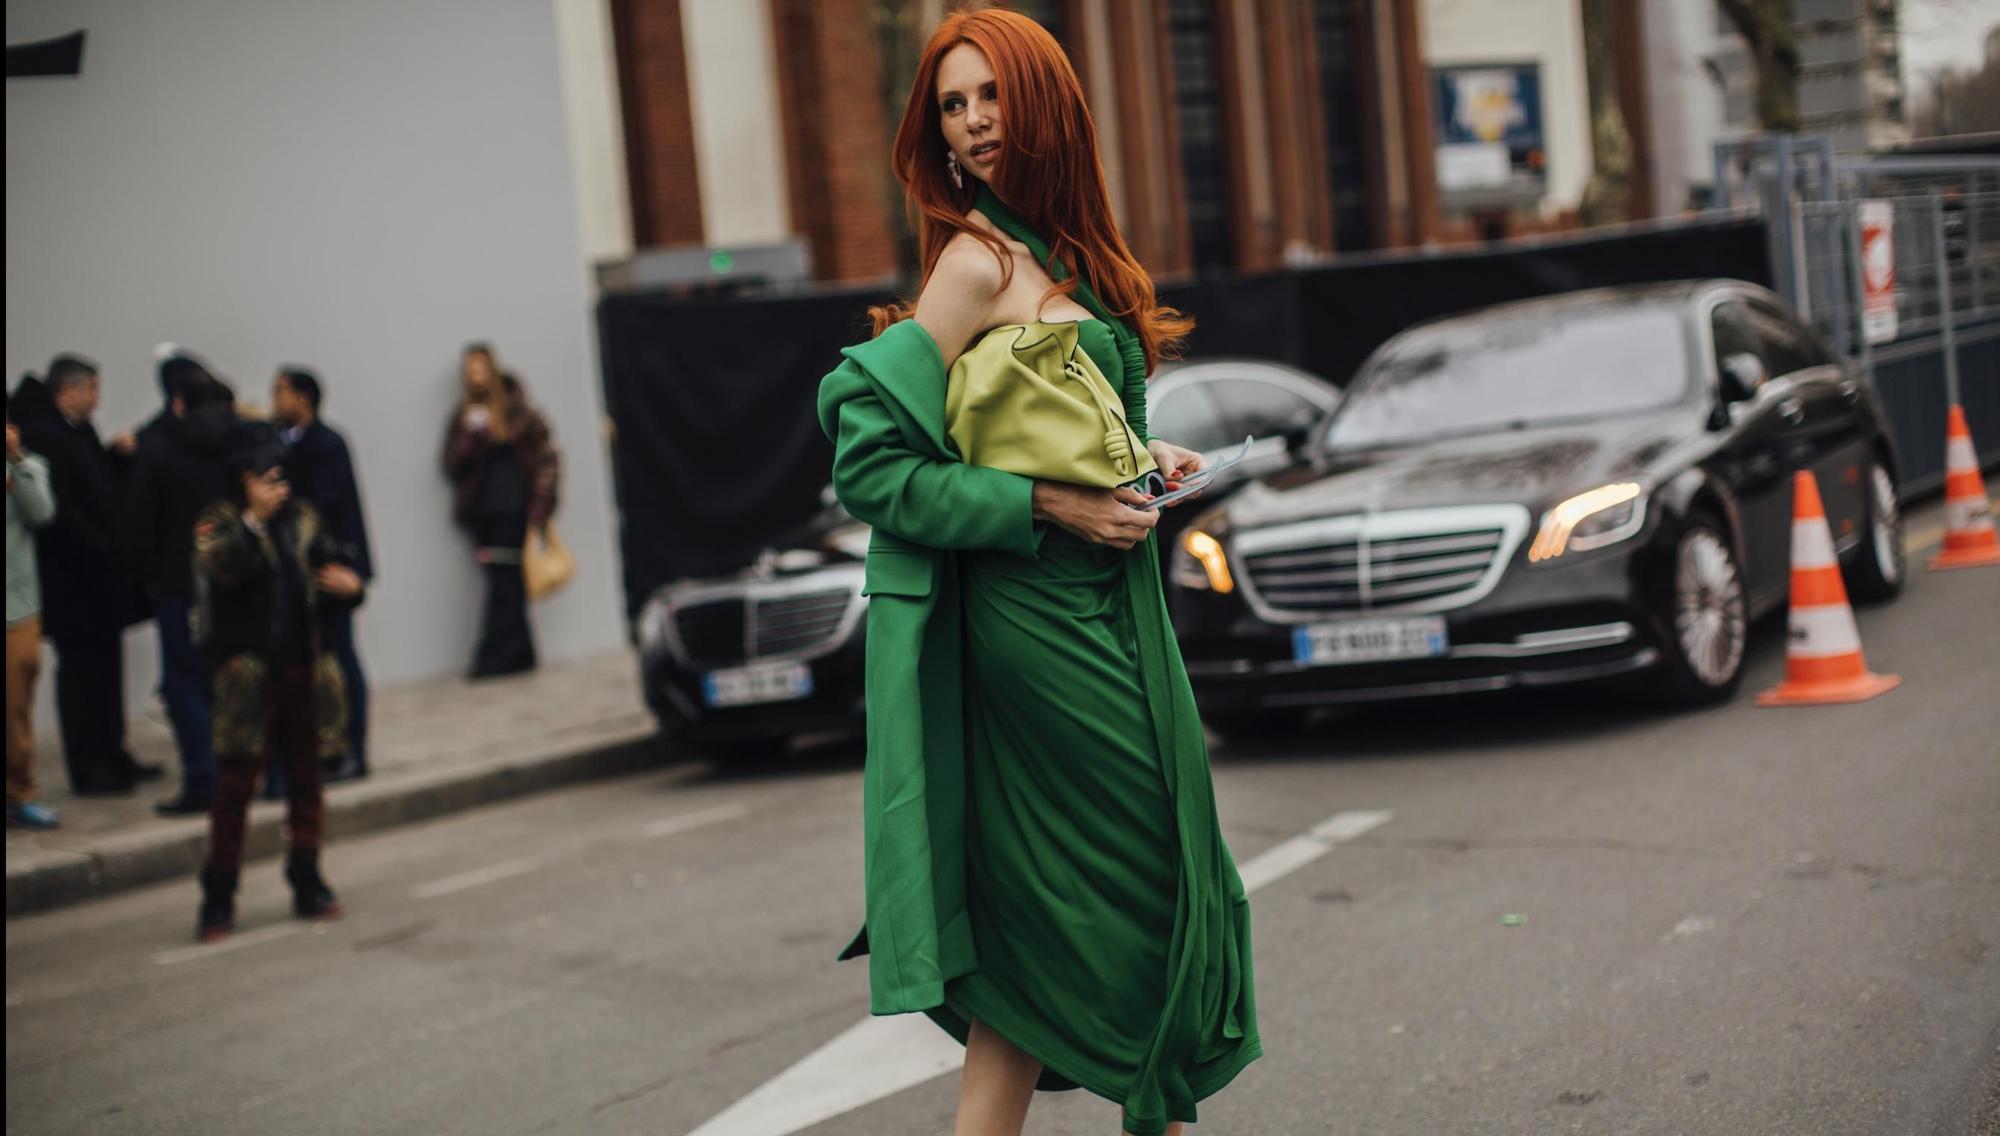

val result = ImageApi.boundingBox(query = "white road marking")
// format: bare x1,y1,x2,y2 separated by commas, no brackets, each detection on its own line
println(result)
153,923,303,967
681,808,1392,1136
1235,809,1393,893
684,1017,963,1136
1669,915,1717,940
641,802,749,839
409,856,543,900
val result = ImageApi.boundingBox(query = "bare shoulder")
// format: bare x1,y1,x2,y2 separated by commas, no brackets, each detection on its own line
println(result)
929,231,1009,295
916,233,1012,367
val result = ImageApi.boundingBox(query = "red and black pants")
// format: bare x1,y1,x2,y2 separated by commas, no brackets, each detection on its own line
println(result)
205,665,325,873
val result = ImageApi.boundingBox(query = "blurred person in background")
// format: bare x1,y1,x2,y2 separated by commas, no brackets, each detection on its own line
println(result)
6,396,61,830
193,421,362,942
12,355,160,796
125,354,239,816
442,343,558,679
273,366,373,781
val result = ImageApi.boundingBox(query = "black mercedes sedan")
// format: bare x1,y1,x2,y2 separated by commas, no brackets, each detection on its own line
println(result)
1169,281,1908,735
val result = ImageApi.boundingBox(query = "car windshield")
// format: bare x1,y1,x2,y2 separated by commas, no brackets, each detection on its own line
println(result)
1323,304,1691,450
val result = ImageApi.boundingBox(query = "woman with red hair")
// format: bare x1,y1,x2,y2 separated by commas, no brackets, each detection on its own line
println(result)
817,8,1259,1135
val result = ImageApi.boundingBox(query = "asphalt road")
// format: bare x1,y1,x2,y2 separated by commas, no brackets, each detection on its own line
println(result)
7,513,1998,1136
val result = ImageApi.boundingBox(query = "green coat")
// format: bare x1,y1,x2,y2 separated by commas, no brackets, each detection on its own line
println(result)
818,318,1214,1017
819,319,1042,1014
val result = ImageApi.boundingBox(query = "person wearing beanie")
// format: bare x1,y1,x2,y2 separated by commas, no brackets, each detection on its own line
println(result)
124,355,239,815
190,420,363,942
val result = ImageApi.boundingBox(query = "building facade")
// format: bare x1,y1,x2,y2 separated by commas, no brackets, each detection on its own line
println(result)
597,0,1607,285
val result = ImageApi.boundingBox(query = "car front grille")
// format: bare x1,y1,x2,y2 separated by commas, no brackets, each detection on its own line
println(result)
668,578,861,667
1233,505,1531,621
673,599,747,663
752,588,853,656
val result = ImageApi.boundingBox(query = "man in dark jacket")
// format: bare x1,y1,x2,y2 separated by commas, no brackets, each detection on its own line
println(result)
273,367,373,780
193,421,360,942
125,354,238,814
13,356,159,795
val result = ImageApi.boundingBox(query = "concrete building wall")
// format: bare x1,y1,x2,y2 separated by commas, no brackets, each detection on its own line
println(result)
1420,0,1594,216
5,0,627,715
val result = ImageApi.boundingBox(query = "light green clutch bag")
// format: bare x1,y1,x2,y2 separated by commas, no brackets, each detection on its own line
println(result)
944,321,1158,489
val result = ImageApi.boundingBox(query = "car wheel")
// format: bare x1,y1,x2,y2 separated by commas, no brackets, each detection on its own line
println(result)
1201,705,1310,741
1652,516,1748,706
1844,456,1904,604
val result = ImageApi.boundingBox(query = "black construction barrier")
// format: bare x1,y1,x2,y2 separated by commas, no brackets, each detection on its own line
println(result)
598,215,1773,620
597,284,889,621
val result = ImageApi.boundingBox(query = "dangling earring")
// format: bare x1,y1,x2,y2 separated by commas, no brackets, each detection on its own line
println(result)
947,150,963,189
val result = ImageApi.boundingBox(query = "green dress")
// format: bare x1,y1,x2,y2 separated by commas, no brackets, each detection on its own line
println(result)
927,318,1260,1133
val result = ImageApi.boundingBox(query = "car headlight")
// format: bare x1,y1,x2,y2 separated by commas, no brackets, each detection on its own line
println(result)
825,522,872,562
1172,530,1236,593
1529,483,1646,562
637,596,673,653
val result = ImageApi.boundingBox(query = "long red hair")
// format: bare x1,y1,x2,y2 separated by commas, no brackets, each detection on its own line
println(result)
868,7,1190,372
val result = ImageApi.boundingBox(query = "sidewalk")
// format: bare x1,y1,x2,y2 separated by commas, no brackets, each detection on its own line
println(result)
5,650,658,918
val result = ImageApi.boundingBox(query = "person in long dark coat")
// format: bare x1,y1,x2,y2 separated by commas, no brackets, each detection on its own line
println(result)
441,344,558,679
13,356,159,795
124,356,238,814
273,366,373,779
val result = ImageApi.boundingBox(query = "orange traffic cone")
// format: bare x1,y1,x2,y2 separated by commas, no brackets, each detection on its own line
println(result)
1757,471,1901,707
1929,404,2000,571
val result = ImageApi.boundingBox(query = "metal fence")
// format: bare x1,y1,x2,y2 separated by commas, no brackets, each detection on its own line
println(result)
1715,136,2000,493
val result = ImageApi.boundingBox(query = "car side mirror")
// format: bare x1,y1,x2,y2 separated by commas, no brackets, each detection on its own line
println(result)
1719,352,1766,404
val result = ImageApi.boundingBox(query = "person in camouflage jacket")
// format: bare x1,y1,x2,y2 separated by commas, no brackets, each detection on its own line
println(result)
192,421,364,942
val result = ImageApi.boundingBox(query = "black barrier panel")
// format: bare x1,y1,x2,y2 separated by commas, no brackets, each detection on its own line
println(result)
598,215,1774,621
598,284,892,621
5,31,86,78
1156,273,1303,363
1874,327,2000,494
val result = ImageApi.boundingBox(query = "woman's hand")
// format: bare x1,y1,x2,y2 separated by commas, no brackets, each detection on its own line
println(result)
1146,439,1206,505
315,564,363,598
244,469,291,524
1032,481,1160,550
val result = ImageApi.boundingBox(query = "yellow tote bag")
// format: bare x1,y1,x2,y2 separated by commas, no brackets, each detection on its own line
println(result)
523,524,575,601
945,321,1158,489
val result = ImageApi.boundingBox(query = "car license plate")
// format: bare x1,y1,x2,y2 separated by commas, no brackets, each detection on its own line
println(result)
703,661,814,708
1293,616,1448,666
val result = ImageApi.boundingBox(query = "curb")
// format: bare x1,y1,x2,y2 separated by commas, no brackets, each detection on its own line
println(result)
5,725,662,919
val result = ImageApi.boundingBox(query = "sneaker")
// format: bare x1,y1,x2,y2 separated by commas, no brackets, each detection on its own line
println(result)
5,802,61,830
